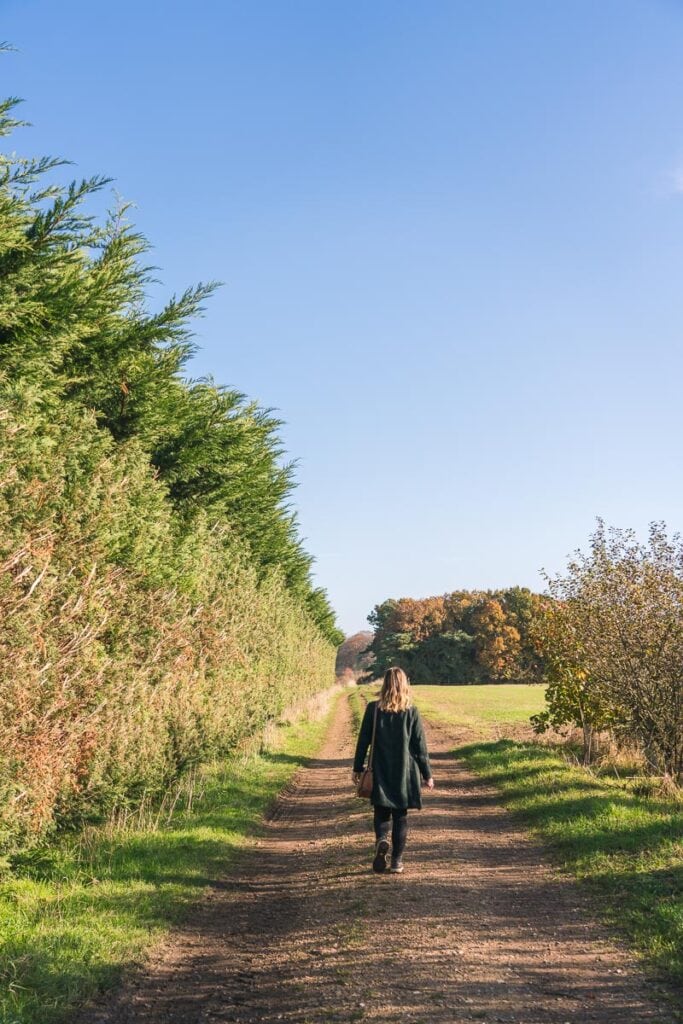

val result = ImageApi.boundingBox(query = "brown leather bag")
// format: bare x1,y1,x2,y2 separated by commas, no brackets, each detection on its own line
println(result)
356,701,378,799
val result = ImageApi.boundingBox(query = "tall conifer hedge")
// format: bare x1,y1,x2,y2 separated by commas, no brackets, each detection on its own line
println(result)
0,81,341,853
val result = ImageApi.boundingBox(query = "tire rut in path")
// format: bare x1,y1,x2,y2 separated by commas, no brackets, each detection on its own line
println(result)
85,693,678,1024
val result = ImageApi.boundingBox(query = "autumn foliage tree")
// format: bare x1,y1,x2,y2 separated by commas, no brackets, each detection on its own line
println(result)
471,599,521,679
367,588,545,685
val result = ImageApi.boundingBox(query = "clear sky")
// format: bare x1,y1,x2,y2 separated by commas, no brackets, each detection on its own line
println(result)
4,1,683,635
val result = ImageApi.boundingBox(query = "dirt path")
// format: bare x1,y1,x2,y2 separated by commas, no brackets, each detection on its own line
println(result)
84,694,678,1024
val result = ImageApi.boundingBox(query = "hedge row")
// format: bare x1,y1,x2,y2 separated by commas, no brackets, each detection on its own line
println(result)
0,78,337,855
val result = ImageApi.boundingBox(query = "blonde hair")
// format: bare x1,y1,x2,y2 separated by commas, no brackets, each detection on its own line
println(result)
378,666,412,712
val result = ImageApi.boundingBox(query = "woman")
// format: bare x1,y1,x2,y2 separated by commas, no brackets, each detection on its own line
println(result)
352,666,434,874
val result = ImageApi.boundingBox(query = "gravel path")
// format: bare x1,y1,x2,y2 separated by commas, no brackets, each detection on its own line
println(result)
84,693,678,1024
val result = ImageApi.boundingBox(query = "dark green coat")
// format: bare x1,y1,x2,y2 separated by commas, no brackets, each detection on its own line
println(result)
353,700,432,809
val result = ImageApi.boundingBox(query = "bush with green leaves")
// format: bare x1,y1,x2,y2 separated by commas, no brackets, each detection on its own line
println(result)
534,521,683,780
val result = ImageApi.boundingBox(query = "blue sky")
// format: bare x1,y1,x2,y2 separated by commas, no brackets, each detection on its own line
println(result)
4,1,683,634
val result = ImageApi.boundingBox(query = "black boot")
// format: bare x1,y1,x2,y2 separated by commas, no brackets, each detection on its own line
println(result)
372,837,390,873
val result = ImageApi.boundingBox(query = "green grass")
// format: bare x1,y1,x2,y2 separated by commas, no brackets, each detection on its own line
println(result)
0,693,340,1024
348,684,365,730
412,683,547,735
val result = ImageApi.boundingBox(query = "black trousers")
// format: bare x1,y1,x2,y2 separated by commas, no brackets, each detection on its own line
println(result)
373,805,408,857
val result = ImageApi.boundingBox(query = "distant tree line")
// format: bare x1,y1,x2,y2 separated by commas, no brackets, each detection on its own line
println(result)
0,78,341,854
366,587,545,685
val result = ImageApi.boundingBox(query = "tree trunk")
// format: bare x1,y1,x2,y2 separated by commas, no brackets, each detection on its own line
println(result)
582,721,598,764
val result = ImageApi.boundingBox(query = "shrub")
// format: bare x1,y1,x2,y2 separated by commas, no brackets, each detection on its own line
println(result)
535,521,683,781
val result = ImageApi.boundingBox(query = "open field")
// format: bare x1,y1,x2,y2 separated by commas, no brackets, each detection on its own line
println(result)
410,683,547,738
0,690,342,1024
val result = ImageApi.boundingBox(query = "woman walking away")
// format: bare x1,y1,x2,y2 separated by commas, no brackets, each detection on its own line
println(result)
352,666,434,875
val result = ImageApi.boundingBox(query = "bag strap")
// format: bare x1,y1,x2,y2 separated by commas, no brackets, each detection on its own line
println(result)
367,700,379,769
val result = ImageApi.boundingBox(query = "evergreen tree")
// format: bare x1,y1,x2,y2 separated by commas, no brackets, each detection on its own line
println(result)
0,86,342,644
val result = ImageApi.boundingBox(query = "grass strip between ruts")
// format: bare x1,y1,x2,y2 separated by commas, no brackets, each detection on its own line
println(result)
0,689,342,1024
456,738,683,994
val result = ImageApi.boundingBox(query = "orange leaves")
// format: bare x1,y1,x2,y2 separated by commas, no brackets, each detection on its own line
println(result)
368,588,543,685
391,596,447,642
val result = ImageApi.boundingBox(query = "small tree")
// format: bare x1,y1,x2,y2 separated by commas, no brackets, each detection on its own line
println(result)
538,521,683,780
530,597,616,763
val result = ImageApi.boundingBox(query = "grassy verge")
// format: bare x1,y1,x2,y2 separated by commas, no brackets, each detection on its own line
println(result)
348,684,366,731
457,740,683,988
0,688,341,1024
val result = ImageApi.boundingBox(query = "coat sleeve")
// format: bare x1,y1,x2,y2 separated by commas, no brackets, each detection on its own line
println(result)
409,707,432,781
352,701,375,773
